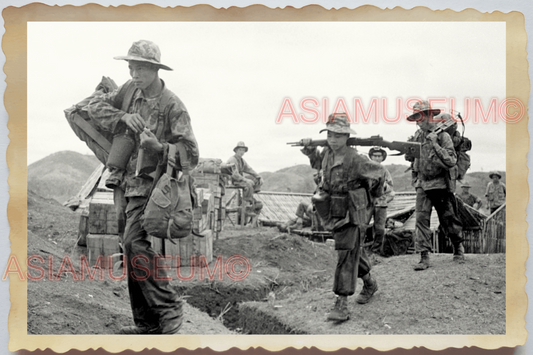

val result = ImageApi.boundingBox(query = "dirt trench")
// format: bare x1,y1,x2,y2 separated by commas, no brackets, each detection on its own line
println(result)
175,283,270,332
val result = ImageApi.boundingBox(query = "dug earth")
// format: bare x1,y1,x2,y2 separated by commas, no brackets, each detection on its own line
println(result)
26,190,504,335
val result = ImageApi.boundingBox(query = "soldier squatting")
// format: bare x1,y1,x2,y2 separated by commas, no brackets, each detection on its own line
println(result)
73,40,505,331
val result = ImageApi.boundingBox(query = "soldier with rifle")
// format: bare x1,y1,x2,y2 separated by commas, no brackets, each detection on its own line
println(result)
299,113,385,322
406,100,465,270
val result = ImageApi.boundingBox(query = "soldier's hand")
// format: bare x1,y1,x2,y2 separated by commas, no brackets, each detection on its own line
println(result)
426,132,438,144
140,129,163,153
121,113,145,133
300,146,316,156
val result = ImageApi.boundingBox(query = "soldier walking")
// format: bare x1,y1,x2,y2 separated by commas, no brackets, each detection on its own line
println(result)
87,40,199,334
407,100,465,270
301,113,385,321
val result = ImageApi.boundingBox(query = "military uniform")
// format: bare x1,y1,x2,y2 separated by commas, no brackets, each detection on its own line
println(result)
457,189,482,209
367,147,394,255
407,101,464,269
302,113,384,321
227,142,262,204
88,40,199,334
485,172,506,213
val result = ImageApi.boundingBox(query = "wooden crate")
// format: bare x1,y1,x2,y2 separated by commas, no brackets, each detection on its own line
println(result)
88,191,118,235
150,230,213,268
77,210,90,246
192,172,221,189
86,234,121,269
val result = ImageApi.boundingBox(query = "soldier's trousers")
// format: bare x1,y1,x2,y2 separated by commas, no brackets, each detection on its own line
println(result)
332,225,371,297
371,207,387,254
121,196,183,333
233,175,262,203
415,188,463,253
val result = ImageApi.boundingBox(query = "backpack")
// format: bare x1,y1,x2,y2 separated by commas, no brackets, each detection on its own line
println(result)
141,144,196,242
64,77,118,165
435,112,472,181
64,77,175,166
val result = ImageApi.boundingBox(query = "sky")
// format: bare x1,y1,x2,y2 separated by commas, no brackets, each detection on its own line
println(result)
27,21,507,173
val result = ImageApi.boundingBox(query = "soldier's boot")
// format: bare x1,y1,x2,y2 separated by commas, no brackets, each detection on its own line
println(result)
355,273,378,304
413,251,431,271
453,243,465,263
327,296,350,322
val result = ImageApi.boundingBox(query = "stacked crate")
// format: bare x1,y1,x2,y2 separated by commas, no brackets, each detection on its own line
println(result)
85,191,121,269
151,230,213,268
191,171,225,239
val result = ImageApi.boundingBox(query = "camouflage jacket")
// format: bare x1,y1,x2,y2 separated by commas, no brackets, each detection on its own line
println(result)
87,80,199,197
412,129,457,191
306,146,385,197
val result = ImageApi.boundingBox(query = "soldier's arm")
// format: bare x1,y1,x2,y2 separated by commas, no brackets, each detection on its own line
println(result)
165,104,200,170
242,159,260,179
432,132,457,168
301,147,324,170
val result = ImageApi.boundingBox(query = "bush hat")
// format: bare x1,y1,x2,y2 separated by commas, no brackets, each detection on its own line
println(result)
489,171,502,179
114,40,173,71
368,147,387,162
233,141,249,153
319,113,356,135
406,100,441,122
461,183,471,188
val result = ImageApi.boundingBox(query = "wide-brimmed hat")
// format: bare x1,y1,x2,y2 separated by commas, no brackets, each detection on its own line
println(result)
489,171,502,179
319,113,356,135
368,147,387,162
461,183,471,188
406,100,441,122
114,40,173,71
233,141,249,153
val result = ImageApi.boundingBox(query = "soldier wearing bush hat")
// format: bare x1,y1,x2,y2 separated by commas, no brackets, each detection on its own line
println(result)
368,147,387,162
227,141,262,206
406,100,465,270
301,112,385,322
485,171,506,214
457,183,482,210
368,147,394,256
87,39,198,335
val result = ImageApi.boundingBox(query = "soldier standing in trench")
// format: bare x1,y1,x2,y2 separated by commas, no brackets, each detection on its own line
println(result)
301,113,385,322
87,40,199,334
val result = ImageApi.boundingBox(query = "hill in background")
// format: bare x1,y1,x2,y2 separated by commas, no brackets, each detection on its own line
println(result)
28,151,505,205
28,151,101,204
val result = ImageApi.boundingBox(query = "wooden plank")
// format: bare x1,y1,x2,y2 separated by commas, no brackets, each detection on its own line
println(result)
194,230,213,264
151,236,164,255
87,234,119,269
78,215,89,246
87,234,103,266
179,235,194,267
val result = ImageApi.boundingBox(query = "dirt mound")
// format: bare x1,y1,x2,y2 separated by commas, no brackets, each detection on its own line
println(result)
240,253,505,335
27,190,234,335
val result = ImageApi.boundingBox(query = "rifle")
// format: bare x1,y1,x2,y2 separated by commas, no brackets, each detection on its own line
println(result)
287,135,421,159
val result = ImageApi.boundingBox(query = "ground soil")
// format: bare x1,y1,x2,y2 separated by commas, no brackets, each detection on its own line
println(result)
26,189,505,335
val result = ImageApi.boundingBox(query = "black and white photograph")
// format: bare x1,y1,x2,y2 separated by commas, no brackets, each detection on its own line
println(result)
2,2,530,353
